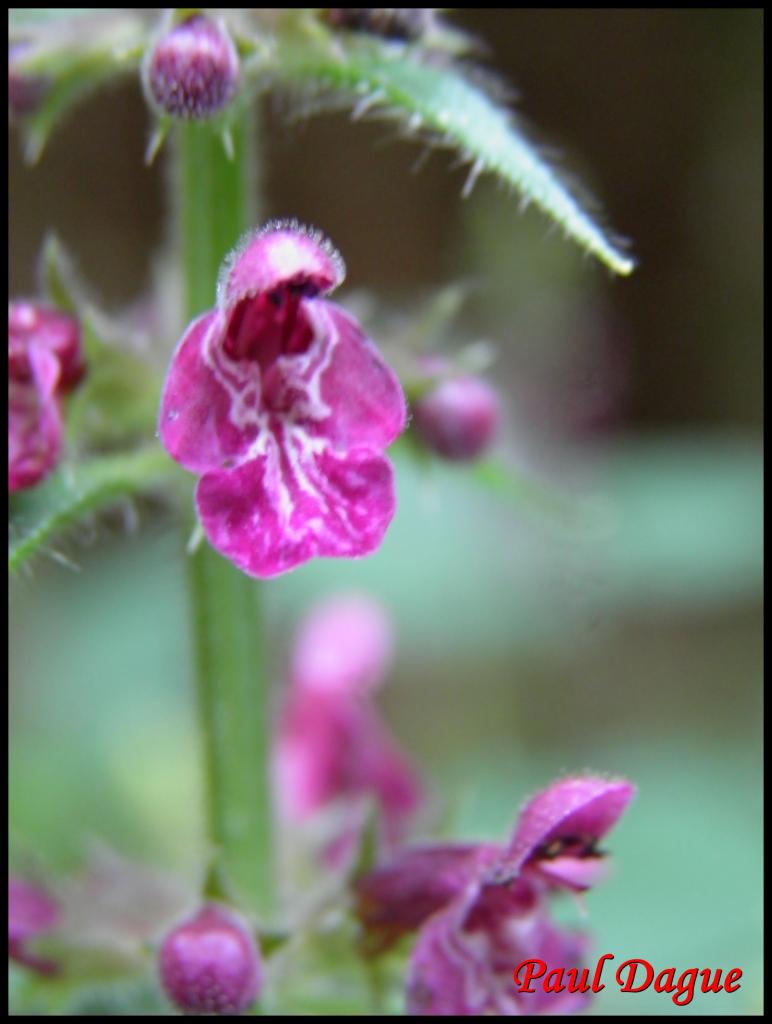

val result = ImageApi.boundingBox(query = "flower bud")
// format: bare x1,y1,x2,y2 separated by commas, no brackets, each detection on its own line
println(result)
412,375,498,461
143,14,239,120
159,904,262,1015
8,43,47,117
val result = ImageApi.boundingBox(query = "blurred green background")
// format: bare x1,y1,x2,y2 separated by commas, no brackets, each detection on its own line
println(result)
9,9,762,1015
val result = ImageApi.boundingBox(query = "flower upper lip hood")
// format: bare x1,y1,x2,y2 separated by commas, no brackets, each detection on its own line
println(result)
492,775,637,889
159,221,406,578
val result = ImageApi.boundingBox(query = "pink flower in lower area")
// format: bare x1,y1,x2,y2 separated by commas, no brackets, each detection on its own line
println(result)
8,877,60,975
159,221,406,578
354,775,635,1015
274,595,422,852
8,301,85,492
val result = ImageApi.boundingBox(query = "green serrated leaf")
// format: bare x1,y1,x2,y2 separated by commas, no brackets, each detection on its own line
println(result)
8,447,177,574
269,35,634,275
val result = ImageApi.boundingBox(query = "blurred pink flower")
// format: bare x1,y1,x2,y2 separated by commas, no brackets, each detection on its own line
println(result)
275,594,422,852
8,877,60,975
159,222,406,578
355,775,635,1015
291,593,394,697
8,301,85,492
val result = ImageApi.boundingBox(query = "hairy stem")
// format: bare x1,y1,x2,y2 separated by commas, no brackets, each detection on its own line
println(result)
173,112,272,917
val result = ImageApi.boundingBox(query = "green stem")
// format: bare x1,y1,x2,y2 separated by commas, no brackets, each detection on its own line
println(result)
186,536,272,916
176,116,257,318
173,112,273,917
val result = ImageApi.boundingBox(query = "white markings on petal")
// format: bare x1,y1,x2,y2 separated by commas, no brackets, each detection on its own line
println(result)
200,294,386,557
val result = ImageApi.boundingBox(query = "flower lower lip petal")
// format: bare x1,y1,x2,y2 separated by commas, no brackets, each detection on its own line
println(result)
195,441,397,579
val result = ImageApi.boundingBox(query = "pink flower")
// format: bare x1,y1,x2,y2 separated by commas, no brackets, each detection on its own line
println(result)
8,301,85,492
159,904,263,1015
274,594,422,851
354,775,635,1015
8,877,60,975
159,222,406,578
407,875,590,1015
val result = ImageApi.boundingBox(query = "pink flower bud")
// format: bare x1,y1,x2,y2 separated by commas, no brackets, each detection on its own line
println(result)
8,877,60,975
8,43,47,117
412,375,498,461
159,905,263,1015
143,15,239,120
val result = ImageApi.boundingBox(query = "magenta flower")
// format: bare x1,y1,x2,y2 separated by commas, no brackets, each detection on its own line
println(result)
8,301,85,492
354,775,635,1015
159,904,263,1015
8,877,60,975
274,594,422,851
159,222,406,578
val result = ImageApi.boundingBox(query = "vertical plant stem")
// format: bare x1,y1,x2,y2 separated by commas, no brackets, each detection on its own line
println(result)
173,112,273,917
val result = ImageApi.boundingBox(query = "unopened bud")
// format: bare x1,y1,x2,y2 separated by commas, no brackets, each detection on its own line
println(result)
8,44,47,117
143,15,239,120
412,376,498,461
159,904,262,1015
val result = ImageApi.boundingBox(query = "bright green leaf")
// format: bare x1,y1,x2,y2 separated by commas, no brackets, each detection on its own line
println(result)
268,32,635,275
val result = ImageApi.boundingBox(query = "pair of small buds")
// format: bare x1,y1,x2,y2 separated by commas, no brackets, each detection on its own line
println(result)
143,13,240,122
159,904,263,1015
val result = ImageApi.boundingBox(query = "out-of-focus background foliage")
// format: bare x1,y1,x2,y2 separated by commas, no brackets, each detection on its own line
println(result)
10,9,762,1015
